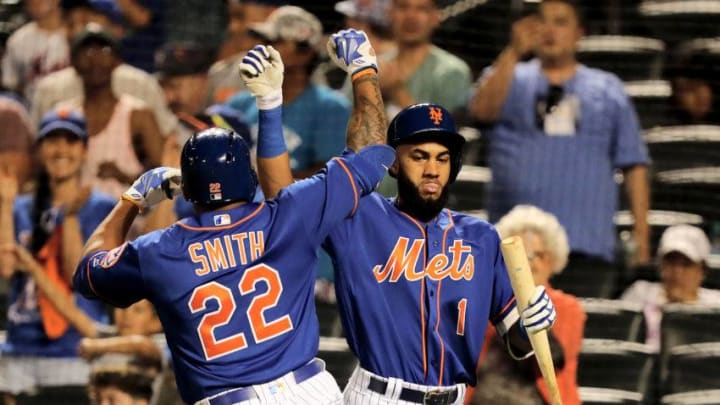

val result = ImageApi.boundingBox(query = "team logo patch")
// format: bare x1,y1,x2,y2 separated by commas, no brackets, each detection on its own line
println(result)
429,106,443,125
213,214,231,226
100,243,128,269
209,182,223,201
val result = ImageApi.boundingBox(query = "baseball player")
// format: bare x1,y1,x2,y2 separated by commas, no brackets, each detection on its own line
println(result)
252,29,558,405
71,44,395,404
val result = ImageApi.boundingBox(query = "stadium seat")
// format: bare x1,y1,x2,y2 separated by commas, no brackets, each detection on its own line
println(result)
661,304,720,350
580,299,646,342
660,304,720,386
651,167,720,222
17,386,90,405
551,258,620,298
318,337,357,390
661,389,720,405
577,35,665,80
578,339,656,399
639,1,720,44
625,80,673,129
644,126,720,172
579,387,643,405
447,165,490,211
666,342,720,395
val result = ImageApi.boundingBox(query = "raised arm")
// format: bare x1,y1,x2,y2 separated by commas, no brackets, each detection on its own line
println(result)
327,29,386,151
244,30,387,199
238,45,293,198
469,16,539,123
78,167,181,260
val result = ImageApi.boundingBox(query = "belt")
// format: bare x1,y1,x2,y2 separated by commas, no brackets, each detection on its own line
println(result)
367,376,458,405
208,359,325,405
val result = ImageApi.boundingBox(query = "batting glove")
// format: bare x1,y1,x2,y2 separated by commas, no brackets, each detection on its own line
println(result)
239,45,284,110
122,167,182,211
520,285,556,334
327,29,378,81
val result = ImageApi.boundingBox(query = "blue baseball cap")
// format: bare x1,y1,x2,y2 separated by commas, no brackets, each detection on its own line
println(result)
37,109,88,142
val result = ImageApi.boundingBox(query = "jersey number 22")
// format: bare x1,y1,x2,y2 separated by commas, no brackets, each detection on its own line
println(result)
189,264,295,360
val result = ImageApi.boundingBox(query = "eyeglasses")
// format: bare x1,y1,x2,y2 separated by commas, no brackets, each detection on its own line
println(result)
527,251,548,262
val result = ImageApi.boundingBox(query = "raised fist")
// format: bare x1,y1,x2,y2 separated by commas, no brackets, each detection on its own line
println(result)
327,29,378,80
239,45,284,110
122,167,182,210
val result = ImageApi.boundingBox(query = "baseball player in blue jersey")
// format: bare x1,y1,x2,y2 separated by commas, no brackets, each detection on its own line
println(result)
71,43,395,404
254,29,559,405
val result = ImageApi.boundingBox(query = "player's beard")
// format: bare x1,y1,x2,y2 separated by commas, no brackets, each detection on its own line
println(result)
396,170,449,222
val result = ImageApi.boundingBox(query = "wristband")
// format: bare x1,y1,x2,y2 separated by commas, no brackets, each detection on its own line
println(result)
257,107,287,158
351,66,378,82
256,88,283,110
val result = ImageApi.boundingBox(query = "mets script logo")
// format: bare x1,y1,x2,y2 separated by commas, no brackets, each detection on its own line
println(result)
373,238,474,282
429,106,443,125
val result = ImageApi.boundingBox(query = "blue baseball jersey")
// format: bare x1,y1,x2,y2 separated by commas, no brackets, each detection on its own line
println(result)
5,192,114,357
74,147,394,404
324,194,518,386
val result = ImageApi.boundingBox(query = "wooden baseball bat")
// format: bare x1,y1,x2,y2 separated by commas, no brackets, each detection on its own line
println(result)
500,235,563,405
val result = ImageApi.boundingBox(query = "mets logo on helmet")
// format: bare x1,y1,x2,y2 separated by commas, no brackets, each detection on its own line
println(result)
429,106,443,125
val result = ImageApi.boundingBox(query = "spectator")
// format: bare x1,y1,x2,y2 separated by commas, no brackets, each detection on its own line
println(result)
115,0,165,73
621,224,720,352
468,205,585,405
0,110,114,405
88,354,161,405
667,53,720,126
0,94,33,189
31,7,177,138
155,42,216,125
228,5,350,178
61,25,163,198
470,0,650,271
207,0,281,104
1,0,69,101
379,0,471,117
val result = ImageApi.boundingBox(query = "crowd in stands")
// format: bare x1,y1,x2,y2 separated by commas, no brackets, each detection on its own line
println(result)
0,0,717,404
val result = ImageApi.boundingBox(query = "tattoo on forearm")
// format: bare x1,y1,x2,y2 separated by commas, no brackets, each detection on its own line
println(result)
347,75,387,151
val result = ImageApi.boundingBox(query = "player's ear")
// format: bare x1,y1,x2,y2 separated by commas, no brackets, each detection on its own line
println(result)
388,159,399,178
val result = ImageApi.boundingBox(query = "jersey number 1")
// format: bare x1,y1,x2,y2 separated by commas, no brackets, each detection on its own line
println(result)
189,264,294,360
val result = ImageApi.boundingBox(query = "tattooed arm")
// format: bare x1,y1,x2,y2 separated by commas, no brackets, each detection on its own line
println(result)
346,72,387,151
328,29,387,151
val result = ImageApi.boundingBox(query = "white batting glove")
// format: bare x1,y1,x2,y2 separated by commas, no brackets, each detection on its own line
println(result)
327,29,378,80
239,45,284,110
520,285,556,334
122,167,182,211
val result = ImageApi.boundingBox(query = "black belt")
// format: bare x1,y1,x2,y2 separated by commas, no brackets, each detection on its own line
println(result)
367,376,458,405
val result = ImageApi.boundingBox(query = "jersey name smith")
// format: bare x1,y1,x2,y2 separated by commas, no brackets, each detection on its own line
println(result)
373,238,474,283
189,231,265,276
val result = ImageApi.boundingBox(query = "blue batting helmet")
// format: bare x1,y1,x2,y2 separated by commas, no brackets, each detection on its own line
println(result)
387,103,465,182
181,127,257,206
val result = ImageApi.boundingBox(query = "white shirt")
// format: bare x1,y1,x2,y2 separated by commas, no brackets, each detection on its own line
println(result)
1,22,69,101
